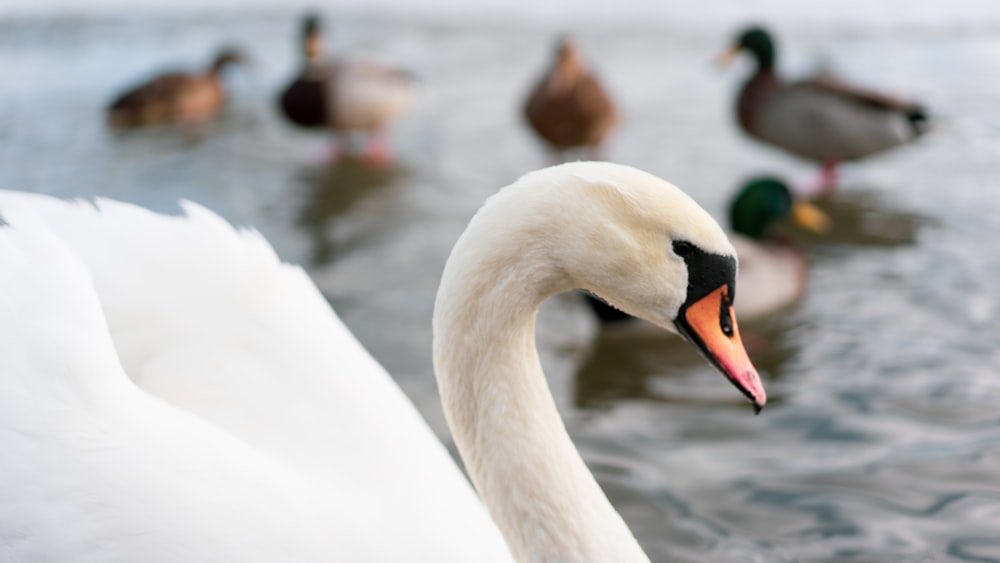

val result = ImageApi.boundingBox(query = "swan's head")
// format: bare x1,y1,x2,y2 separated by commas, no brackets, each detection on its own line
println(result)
490,162,766,411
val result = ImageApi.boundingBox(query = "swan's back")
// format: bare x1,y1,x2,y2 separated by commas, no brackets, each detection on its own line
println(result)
0,208,339,562
0,192,420,472
0,205,124,416
0,192,512,562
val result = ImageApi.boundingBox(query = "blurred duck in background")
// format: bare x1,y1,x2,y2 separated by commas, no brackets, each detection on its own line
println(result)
588,176,830,324
523,36,618,162
725,176,829,318
106,47,246,129
718,26,929,194
279,14,415,166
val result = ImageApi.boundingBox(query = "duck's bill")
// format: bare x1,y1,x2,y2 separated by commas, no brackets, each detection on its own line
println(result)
791,200,831,234
714,46,741,67
674,285,767,414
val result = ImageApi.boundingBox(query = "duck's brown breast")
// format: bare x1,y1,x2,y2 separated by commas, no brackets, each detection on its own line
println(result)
737,71,779,135
524,72,617,149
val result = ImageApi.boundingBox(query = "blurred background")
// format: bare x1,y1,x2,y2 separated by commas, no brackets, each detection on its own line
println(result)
3,0,1000,561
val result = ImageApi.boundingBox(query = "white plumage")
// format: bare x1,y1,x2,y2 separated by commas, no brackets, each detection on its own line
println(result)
0,192,510,562
0,162,760,562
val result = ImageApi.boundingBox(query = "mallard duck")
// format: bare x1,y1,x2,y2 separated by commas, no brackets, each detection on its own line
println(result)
106,48,245,129
279,14,415,166
523,37,619,161
727,176,829,318
0,162,764,562
587,175,829,323
718,26,929,193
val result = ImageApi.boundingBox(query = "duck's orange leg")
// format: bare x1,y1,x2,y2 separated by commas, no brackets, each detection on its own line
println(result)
363,128,393,168
818,161,839,196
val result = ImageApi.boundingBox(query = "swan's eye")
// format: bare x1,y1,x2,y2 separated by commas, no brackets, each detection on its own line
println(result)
719,298,734,337
672,240,695,258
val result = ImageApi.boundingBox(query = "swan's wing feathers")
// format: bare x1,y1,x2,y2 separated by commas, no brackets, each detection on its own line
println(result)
0,203,127,411
0,191,453,478
0,191,514,561
0,192,383,427
0,213,342,561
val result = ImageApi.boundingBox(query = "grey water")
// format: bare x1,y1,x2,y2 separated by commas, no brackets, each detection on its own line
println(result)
2,3,1000,561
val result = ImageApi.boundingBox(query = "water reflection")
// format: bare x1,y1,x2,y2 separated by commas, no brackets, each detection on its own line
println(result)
296,158,410,265
575,302,797,410
796,185,934,249
5,9,1000,561
105,122,208,150
741,460,1000,562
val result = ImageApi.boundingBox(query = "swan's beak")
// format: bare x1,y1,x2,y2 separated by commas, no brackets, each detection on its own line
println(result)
714,46,741,67
674,285,767,414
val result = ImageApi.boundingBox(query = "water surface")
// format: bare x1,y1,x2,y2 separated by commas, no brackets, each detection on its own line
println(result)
2,5,1000,561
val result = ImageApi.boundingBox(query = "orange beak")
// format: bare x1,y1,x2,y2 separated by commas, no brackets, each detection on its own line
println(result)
675,285,766,413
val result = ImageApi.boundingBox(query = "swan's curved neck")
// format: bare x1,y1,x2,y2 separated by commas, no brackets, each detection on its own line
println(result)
433,209,649,562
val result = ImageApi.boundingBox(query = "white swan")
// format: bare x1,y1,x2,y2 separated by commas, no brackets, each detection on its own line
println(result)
0,162,766,562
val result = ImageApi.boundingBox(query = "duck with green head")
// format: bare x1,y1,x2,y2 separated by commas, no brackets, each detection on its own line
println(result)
717,26,929,194
586,176,829,323
279,13,415,166
727,176,829,319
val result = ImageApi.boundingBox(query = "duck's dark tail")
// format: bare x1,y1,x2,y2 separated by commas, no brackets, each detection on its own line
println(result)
906,104,930,136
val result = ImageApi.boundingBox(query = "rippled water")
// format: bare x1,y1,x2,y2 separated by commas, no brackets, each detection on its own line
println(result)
3,5,1000,561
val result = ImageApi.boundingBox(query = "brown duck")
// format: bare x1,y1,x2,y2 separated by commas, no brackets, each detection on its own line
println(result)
719,27,929,192
107,48,245,129
523,37,618,160
279,14,415,165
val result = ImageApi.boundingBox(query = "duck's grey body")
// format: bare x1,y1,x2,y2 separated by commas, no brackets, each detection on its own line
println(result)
739,70,928,164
